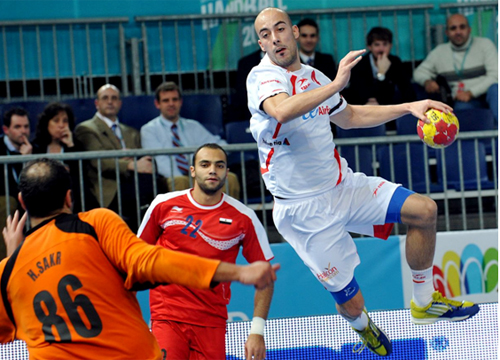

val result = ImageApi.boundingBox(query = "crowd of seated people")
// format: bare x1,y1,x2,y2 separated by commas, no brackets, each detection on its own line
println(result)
0,13,496,256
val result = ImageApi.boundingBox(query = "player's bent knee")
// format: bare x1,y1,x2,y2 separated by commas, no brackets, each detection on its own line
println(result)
401,193,437,227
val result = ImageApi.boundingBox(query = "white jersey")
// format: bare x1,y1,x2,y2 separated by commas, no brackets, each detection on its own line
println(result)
247,54,348,199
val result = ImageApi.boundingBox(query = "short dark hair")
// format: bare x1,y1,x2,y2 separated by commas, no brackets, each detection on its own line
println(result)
366,27,393,46
35,102,75,147
19,158,72,218
297,18,319,33
155,81,182,102
3,107,29,128
192,143,228,166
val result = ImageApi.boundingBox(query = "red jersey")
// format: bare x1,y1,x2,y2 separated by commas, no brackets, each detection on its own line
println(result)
0,208,220,360
138,190,274,327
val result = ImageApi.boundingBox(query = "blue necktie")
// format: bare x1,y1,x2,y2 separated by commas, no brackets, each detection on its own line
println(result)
171,124,189,175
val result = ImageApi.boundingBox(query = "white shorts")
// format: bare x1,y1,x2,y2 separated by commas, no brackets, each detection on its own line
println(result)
273,169,400,292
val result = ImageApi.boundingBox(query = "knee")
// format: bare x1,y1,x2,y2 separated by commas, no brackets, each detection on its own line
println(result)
417,197,438,226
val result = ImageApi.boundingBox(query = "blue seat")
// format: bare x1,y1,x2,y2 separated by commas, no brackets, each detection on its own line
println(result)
335,124,386,138
454,108,495,132
396,114,419,135
378,143,443,193
338,146,376,176
63,98,97,124
436,140,495,191
180,94,224,138
224,121,258,165
118,95,158,130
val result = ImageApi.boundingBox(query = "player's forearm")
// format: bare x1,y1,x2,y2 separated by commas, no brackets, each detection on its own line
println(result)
253,282,274,319
266,82,341,124
346,103,410,128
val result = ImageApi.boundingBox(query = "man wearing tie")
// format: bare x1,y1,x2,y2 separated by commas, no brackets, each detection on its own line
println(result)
0,107,32,258
141,81,240,199
75,84,162,231
297,18,337,81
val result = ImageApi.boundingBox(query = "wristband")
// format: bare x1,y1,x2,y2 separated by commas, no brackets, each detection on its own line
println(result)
250,316,266,335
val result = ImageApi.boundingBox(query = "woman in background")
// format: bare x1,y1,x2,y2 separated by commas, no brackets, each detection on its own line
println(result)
33,102,98,212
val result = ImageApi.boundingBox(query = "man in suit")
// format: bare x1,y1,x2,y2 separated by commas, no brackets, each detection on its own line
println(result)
75,84,161,231
297,18,337,81
343,27,416,106
0,107,32,258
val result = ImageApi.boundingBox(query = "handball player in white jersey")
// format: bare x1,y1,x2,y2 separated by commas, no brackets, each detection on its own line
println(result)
246,7,479,357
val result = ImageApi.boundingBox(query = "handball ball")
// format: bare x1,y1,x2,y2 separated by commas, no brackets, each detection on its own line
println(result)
417,109,459,149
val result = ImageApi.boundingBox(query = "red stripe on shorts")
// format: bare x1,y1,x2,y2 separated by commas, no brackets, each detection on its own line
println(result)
334,148,342,185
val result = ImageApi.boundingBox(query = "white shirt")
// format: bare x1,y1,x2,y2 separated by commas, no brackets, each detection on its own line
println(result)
246,54,347,199
140,116,227,178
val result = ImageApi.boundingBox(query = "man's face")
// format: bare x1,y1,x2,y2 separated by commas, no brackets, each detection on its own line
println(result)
3,115,30,147
95,87,122,120
298,24,319,56
191,147,228,196
155,90,183,122
367,40,392,57
255,9,300,70
446,15,471,47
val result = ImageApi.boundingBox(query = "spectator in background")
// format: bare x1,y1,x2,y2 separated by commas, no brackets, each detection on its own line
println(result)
0,107,32,258
233,49,265,120
413,14,498,122
75,84,165,231
32,102,98,213
343,27,416,106
141,81,241,199
297,18,337,81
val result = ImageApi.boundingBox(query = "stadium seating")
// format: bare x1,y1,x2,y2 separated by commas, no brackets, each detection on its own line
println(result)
180,94,224,138
338,146,376,176
378,143,443,193
395,113,419,135
435,140,495,191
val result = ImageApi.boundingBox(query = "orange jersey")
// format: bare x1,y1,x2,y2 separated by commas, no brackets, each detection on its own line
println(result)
0,208,220,360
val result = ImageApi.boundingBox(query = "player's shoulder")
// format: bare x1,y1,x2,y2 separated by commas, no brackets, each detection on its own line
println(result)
149,190,191,211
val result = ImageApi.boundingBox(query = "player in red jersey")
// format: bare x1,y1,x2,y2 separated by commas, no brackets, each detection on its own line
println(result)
138,143,275,360
0,158,279,360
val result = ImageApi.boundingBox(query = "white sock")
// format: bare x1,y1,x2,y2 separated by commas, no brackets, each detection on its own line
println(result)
411,267,435,307
349,310,369,331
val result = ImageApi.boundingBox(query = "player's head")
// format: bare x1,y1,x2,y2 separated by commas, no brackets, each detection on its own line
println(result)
18,158,72,218
255,7,300,70
297,18,319,56
446,14,471,47
366,27,393,56
95,84,122,121
154,81,183,122
191,143,228,196
2,107,30,148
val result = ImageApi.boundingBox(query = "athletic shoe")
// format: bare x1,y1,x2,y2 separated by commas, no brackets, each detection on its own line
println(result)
352,309,392,356
411,291,480,325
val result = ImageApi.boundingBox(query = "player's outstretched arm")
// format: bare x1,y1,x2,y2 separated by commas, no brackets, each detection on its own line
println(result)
214,261,279,290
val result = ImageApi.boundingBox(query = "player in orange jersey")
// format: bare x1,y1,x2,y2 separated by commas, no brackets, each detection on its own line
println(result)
0,158,279,360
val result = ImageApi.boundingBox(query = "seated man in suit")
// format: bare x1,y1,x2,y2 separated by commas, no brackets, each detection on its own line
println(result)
344,27,416,106
75,84,164,231
141,81,240,199
0,107,32,258
297,18,337,81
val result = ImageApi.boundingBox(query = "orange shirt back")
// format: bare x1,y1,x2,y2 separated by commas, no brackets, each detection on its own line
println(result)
0,208,220,360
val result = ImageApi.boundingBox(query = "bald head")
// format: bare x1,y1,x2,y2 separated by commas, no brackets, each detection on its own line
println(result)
95,83,122,120
97,84,121,99
254,7,292,34
445,14,471,47
254,7,300,71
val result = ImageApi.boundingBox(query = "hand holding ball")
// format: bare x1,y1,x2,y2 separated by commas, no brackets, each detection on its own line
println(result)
417,109,459,149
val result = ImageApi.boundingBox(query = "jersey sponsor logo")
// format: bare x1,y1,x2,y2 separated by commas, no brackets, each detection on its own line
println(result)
171,206,183,213
316,263,339,282
297,78,310,91
262,138,290,146
260,79,281,86
302,105,331,120
372,181,387,196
